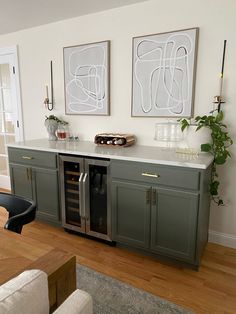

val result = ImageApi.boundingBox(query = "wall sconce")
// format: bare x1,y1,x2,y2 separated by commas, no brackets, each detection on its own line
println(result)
213,40,227,113
44,60,54,111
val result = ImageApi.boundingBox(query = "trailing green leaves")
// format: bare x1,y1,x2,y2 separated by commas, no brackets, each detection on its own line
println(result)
180,111,233,206
180,118,190,132
45,115,68,125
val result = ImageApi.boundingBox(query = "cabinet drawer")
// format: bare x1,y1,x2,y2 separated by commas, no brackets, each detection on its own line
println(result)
111,160,199,190
8,148,57,169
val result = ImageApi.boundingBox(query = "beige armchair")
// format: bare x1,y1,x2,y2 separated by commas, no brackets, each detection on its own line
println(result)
0,269,93,314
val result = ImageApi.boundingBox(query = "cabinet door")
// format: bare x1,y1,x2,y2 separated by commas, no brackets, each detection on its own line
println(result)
112,180,151,249
9,164,33,199
32,168,60,224
150,187,199,263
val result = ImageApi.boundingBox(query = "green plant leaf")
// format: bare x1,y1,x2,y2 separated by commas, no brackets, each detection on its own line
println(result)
196,125,203,131
195,116,201,122
201,143,212,152
215,156,226,165
180,119,190,132
215,111,224,122
210,180,220,195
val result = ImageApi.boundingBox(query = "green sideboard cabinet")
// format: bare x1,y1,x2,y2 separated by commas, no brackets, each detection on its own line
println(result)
111,159,211,268
8,147,60,225
7,142,212,268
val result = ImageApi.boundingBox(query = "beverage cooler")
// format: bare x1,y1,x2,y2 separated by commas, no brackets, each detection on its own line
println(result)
59,155,111,241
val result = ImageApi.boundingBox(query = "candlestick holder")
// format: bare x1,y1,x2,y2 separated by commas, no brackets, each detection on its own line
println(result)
213,40,227,113
212,95,225,113
43,61,54,111
213,95,225,104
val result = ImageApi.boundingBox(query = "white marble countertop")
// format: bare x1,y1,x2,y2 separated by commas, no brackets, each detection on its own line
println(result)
7,138,213,169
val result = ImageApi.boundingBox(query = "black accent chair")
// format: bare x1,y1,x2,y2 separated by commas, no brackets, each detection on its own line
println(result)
0,192,36,234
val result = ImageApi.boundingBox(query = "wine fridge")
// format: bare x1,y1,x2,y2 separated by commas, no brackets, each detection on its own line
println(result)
59,155,111,241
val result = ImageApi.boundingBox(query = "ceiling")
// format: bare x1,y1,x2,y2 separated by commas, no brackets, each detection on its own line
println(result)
0,0,147,35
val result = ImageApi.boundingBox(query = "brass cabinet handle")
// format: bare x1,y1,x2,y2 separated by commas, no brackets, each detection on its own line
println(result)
146,189,151,205
29,168,32,181
26,168,32,180
22,156,34,160
142,172,160,178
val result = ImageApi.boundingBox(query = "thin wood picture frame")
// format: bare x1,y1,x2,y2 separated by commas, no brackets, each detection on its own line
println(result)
131,28,199,118
63,40,110,115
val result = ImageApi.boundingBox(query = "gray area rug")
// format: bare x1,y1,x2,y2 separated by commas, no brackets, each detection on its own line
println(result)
76,264,193,314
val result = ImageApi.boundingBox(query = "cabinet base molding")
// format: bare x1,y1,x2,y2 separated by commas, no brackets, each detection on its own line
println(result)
208,230,236,249
36,216,61,228
116,242,199,270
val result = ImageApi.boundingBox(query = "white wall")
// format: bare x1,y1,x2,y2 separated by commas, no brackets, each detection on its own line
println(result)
0,0,236,245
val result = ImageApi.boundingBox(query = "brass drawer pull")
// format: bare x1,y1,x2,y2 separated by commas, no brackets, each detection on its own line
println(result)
142,172,160,178
22,156,34,160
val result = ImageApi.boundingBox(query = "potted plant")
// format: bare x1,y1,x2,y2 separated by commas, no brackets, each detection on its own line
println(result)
45,115,68,141
180,110,233,205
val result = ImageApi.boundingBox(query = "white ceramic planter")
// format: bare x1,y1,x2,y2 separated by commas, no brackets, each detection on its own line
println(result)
185,125,211,152
44,119,58,141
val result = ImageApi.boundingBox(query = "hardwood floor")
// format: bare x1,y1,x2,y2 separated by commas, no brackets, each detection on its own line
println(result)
0,206,236,313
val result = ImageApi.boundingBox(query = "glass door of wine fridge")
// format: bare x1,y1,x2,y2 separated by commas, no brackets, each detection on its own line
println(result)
59,155,85,232
84,159,111,241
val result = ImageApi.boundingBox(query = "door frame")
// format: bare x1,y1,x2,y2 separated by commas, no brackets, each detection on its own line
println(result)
0,45,23,189
0,45,24,141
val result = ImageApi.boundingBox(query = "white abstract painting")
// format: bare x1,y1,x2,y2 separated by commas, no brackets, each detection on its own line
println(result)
64,41,110,115
132,28,198,117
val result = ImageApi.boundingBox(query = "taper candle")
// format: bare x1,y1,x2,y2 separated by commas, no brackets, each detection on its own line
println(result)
46,85,49,98
219,40,227,97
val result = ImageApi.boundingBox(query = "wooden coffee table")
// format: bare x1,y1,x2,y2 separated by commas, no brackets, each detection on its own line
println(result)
0,228,76,312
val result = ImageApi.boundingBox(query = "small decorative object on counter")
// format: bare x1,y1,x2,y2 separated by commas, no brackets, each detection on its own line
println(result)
94,133,135,147
44,115,60,141
68,134,79,141
44,115,68,141
57,123,67,140
154,121,184,142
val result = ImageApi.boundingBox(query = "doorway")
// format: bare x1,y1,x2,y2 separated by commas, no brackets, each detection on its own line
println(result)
0,46,23,189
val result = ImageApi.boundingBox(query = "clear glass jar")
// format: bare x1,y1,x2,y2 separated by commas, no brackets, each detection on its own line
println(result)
57,123,67,140
154,121,184,142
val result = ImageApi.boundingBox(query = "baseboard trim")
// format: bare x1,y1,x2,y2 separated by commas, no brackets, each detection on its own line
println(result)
208,230,236,249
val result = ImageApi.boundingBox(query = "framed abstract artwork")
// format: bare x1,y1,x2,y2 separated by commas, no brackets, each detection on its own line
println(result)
131,28,199,117
63,40,110,115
